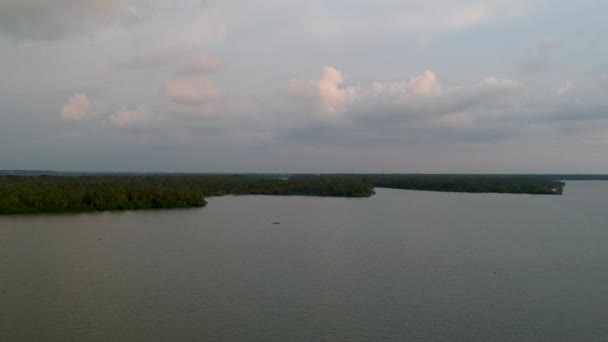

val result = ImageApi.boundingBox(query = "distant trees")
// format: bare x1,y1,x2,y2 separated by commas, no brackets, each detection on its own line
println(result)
370,175,565,195
0,175,374,215
0,174,566,215
309,174,565,195
0,176,207,214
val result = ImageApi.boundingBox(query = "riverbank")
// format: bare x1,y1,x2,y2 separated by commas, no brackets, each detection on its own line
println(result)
0,174,569,215
0,175,373,215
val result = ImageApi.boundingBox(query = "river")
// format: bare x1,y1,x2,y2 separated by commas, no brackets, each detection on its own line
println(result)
1,182,607,341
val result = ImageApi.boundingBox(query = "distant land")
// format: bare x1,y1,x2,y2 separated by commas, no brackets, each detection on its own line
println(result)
1,170,608,180
0,175,373,215
2,171,606,215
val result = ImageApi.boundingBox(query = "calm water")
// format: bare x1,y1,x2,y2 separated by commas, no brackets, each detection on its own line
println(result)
1,182,607,341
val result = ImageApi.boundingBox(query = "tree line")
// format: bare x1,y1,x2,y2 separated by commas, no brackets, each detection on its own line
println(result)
0,175,374,215
304,174,566,195
0,174,568,215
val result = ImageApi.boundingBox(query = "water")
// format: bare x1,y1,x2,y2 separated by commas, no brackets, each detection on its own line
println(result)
1,182,607,341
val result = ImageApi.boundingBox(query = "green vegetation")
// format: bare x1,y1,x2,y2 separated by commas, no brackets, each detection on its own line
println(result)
371,175,565,194
0,173,571,215
307,174,566,195
0,175,373,215
0,176,206,215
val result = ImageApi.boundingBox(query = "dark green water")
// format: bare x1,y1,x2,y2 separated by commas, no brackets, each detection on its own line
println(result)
1,182,607,341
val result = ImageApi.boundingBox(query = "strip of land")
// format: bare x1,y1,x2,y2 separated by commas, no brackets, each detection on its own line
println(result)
0,173,571,215
0,175,373,215
310,174,566,195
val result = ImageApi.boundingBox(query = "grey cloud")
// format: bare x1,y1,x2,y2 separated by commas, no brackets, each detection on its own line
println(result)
275,67,527,146
60,94,95,122
543,104,608,123
295,0,532,43
0,0,126,40
162,77,223,107
520,41,559,72
277,115,518,149
4,0,608,173
106,106,147,128
116,49,181,69
116,49,221,72
181,55,223,74
287,67,523,127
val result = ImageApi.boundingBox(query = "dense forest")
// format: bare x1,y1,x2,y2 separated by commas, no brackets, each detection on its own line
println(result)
371,175,565,194
0,175,374,215
305,174,566,195
0,173,571,215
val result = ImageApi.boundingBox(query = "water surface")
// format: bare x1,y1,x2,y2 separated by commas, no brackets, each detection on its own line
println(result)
1,182,607,341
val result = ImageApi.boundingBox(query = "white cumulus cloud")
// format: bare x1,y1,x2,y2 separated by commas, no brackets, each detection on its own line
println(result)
288,66,357,116
60,94,95,122
318,67,358,114
286,67,523,128
409,70,440,96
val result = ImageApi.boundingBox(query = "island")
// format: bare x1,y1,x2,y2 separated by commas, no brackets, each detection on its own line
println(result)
0,173,569,215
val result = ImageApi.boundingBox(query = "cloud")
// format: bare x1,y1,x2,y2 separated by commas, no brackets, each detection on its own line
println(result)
116,49,180,69
365,73,521,126
318,67,357,114
369,70,442,103
283,67,526,145
287,79,316,97
556,81,573,96
288,67,522,123
107,107,145,128
171,4,228,47
409,70,440,96
60,94,148,128
521,41,558,72
0,0,124,40
184,55,223,74
477,76,521,89
60,94,95,121
447,5,489,30
6,0,608,173
288,66,357,117
163,77,223,106
299,0,531,44
431,111,477,129
117,49,223,73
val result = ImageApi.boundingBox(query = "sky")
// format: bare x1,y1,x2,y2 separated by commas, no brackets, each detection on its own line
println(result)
1,0,607,173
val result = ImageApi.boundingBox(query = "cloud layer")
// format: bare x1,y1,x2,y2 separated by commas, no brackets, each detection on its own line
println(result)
0,0,123,40
2,0,608,172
